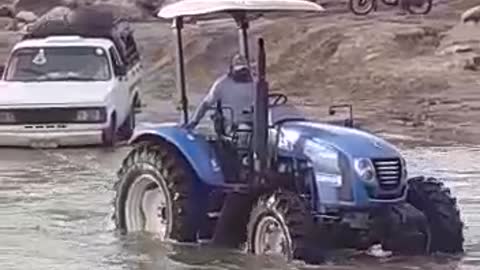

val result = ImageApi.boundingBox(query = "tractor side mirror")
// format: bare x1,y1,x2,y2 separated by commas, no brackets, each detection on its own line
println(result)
0,65,5,79
328,104,354,127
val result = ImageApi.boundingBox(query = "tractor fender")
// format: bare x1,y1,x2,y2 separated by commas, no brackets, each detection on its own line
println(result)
128,123,226,187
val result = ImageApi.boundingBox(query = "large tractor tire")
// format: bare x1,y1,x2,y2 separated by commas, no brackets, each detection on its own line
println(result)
406,176,464,253
113,141,201,242
247,190,323,264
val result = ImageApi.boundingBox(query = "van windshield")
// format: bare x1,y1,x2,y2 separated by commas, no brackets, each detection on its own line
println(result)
5,46,111,82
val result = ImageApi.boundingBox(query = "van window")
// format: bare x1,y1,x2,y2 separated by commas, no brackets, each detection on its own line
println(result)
5,46,111,82
108,47,125,76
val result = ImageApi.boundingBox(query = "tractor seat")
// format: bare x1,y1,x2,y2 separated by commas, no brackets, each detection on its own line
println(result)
269,104,307,126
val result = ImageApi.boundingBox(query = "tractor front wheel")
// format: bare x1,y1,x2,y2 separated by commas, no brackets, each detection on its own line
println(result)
406,176,464,253
247,190,323,264
113,141,200,242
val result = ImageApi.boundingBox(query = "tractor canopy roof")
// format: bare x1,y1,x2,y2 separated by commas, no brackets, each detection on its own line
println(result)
157,0,324,20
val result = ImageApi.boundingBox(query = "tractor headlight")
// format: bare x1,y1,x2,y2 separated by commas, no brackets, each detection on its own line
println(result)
74,108,106,123
354,158,376,183
0,111,16,124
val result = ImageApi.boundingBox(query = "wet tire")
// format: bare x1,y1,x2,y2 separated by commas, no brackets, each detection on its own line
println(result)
406,176,464,253
247,190,323,264
349,0,376,15
113,141,198,242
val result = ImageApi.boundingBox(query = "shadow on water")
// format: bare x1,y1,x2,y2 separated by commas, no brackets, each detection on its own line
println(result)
1,145,480,270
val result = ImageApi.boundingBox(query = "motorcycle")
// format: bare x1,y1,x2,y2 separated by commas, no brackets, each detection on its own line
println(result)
348,0,433,16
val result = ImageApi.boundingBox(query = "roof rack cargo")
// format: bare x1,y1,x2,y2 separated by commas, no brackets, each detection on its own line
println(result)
22,5,139,66
23,6,131,41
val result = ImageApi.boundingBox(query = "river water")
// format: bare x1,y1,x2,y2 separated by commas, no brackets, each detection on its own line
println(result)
1,145,480,270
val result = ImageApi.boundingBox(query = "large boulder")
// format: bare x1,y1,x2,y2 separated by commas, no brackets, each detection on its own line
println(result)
15,10,38,23
461,5,480,24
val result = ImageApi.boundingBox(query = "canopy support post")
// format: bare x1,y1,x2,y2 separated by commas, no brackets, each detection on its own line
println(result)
173,17,188,124
234,12,250,63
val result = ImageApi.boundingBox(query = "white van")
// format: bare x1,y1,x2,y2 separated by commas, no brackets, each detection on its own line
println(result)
0,16,142,148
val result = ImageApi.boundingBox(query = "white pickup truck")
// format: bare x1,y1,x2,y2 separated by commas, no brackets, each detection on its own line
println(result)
0,16,142,148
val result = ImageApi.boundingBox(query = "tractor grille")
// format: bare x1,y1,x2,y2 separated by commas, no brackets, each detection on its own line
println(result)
372,158,402,190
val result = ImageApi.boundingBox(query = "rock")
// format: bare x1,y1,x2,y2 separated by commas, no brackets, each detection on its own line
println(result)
15,10,37,23
32,6,72,27
14,0,65,16
0,17,12,29
6,19,25,31
464,56,480,71
91,3,146,21
461,5,480,24
135,0,163,10
0,5,15,18
62,0,80,9
438,44,474,55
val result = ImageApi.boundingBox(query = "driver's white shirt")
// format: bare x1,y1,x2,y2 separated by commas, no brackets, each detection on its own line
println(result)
202,74,255,125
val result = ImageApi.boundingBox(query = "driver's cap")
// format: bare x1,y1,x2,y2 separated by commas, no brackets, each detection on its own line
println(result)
231,53,248,71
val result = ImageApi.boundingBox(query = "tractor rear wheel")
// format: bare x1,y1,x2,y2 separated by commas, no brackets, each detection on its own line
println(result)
113,141,199,242
406,176,464,253
247,190,323,264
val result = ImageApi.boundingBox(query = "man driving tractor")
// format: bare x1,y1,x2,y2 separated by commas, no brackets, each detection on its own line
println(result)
184,53,255,130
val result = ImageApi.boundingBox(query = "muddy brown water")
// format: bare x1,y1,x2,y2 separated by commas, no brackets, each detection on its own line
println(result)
1,144,480,270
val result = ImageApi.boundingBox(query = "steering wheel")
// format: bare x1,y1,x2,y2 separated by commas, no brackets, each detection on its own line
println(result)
268,93,288,107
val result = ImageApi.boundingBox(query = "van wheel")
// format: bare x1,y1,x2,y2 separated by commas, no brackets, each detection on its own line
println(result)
102,115,116,147
119,105,136,141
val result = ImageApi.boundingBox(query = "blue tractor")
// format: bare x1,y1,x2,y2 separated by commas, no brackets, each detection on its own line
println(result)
113,0,464,263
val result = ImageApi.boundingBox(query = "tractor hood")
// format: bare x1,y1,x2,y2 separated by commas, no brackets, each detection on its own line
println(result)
278,121,401,159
